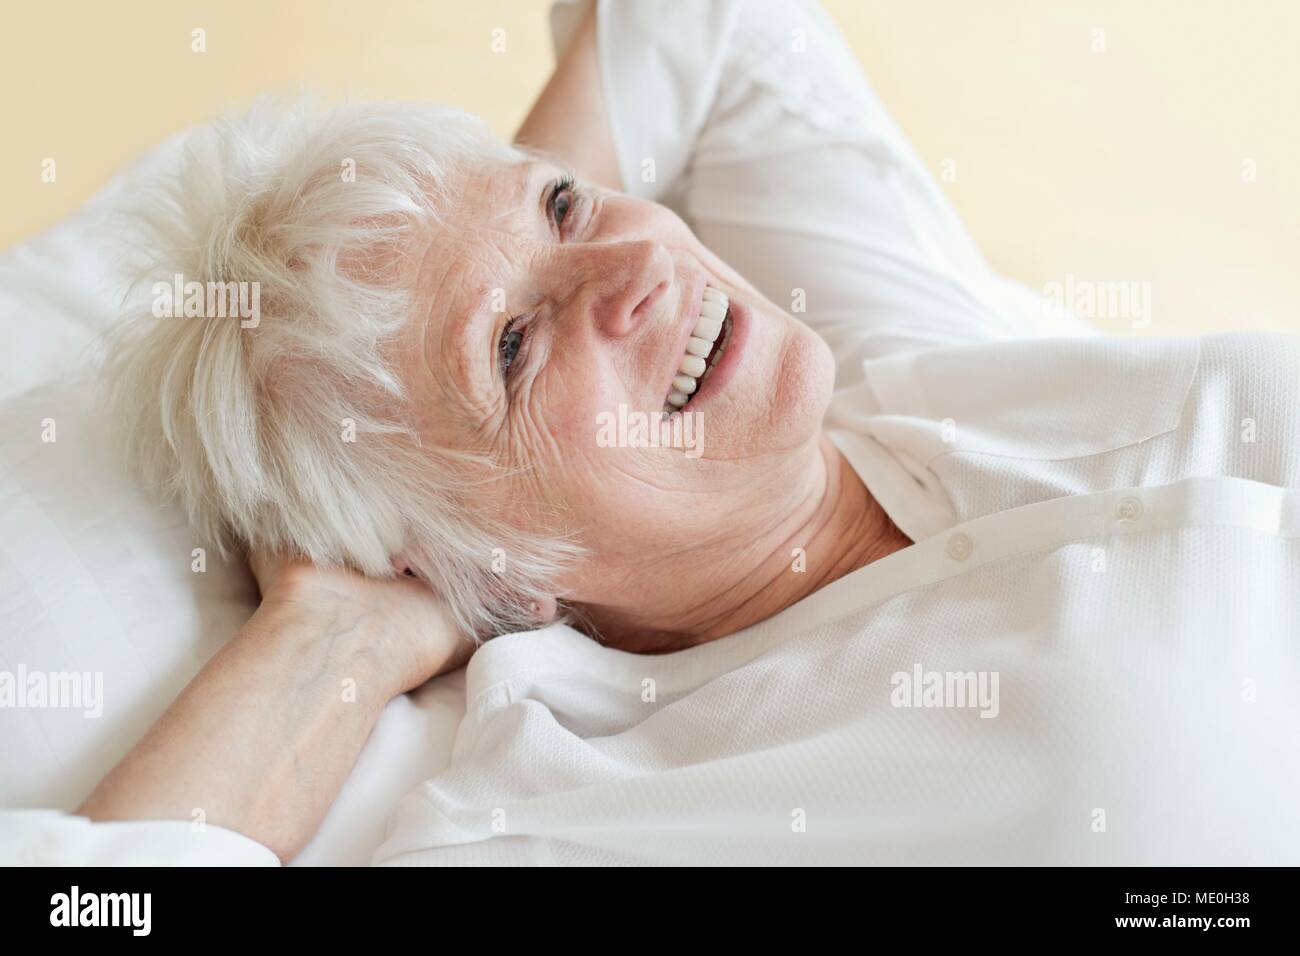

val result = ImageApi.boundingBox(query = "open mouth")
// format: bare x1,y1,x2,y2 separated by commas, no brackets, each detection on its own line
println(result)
662,285,733,416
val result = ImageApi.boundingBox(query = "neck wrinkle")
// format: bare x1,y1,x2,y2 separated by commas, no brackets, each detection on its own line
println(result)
587,434,911,654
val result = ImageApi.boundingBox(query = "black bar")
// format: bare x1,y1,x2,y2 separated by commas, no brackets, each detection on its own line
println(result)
0,866,1288,943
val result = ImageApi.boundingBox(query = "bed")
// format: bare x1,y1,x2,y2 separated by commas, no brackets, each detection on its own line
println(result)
3,0,1296,867
0,135,469,865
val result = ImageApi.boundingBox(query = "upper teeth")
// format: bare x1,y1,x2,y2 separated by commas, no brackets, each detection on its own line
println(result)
664,287,729,414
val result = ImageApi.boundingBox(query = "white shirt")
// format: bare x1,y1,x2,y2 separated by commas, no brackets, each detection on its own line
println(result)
5,0,1297,866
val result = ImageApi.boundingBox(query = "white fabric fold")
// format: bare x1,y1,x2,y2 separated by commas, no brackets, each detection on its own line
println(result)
0,810,280,866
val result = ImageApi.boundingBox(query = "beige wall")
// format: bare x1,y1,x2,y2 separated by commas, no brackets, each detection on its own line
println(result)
3,0,1295,335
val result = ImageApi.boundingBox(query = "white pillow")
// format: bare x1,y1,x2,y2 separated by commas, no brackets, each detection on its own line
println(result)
0,136,469,864
0,133,189,403
0,378,260,808
0,378,470,863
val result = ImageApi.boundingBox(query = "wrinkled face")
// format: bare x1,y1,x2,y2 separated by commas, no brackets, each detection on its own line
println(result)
400,156,834,625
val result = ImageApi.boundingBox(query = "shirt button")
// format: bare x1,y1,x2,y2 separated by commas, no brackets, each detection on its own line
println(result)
1116,496,1144,522
946,532,974,561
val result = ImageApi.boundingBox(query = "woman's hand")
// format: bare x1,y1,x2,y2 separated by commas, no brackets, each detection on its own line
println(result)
76,552,473,862
248,551,474,696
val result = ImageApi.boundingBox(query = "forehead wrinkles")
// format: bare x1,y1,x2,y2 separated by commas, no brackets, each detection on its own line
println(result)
410,159,548,443
460,157,539,231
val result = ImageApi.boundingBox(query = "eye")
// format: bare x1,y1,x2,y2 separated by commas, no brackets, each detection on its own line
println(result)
499,316,525,376
548,175,576,232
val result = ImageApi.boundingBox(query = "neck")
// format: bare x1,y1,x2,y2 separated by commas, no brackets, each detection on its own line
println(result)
587,435,911,653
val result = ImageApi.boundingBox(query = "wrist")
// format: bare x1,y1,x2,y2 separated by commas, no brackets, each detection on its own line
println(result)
247,556,469,695
240,598,404,706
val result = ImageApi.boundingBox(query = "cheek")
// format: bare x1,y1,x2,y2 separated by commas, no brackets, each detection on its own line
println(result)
728,315,834,454
584,446,697,548
769,332,834,455
523,369,690,533
510,350,633,508
778,324,836,422
529,350,623,454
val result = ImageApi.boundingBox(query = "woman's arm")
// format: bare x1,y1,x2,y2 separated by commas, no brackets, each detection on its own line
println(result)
514,0,621,190
77,554,470,863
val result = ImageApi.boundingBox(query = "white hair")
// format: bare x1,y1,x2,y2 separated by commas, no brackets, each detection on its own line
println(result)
101,96,580,640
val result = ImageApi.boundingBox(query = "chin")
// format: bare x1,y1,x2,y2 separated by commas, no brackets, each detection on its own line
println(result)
762,316,836,449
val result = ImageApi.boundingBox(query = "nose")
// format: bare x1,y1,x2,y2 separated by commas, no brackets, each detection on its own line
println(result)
570,240,674,338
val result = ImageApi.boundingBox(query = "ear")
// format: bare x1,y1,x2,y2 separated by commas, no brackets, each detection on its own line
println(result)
390,553,418,578
528,593,559,624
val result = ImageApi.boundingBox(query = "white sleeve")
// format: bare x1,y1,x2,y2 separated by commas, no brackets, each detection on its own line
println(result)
0,809,281,866
553,0,1099,386
549,0,740,208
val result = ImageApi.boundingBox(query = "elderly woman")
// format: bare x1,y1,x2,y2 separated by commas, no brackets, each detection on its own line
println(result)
61,0,1299,865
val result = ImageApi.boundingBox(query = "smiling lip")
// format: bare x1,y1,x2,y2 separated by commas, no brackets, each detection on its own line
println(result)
656,275,746,414
669,273,709,385
681,294,747,411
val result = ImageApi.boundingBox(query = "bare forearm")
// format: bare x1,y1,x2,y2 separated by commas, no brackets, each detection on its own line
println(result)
515,0,621,190
77,602,394,862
